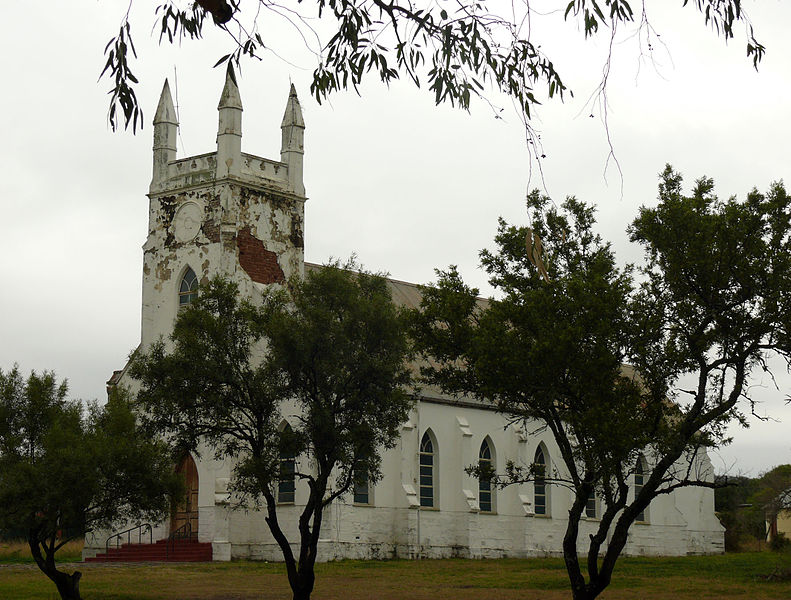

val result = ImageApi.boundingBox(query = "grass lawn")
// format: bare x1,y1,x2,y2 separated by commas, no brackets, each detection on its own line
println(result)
1,546,791,599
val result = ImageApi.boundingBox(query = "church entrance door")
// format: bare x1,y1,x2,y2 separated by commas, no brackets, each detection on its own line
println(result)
171,454,199,540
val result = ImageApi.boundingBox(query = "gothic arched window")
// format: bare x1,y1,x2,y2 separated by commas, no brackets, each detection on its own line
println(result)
419,431,437,508
479,438,495,513
179,267,199,306
534,445,549,516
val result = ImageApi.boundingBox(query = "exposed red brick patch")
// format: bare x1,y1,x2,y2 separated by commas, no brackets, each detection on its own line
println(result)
237,227,285,284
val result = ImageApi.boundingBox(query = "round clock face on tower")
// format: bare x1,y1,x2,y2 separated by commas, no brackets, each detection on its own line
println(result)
173,202,202,243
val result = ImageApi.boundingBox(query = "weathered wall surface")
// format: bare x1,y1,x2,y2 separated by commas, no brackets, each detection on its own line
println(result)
145,398,724,561
140,184,304,348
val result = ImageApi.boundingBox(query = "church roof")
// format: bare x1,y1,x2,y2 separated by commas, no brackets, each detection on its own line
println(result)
304,262,493,409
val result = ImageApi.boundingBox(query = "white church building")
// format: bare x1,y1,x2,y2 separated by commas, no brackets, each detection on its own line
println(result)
85,72,724,562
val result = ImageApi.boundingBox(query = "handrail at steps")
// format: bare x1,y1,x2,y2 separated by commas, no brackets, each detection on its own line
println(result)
105,523,153,553
166,521,192,561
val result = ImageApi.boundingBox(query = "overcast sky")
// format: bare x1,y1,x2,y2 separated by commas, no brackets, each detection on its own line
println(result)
1,1,790,476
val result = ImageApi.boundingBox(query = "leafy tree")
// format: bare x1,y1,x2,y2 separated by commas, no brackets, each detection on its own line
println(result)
103,0,764,134
714,474,764,550
410,167,791,600
749,464,791,543
131,261,414,600
0,367,180,600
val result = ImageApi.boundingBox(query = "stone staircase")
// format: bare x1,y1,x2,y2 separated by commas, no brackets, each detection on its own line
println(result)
85,539,213,562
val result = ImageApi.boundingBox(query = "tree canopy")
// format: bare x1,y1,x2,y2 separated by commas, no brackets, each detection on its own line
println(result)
410,167,791,600
131,261,414,600
103,0,764,134
749,465,791,542
0,367,180,600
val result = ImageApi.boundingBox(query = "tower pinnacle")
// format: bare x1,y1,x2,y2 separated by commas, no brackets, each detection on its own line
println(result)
217,68,243,178
151,80,178,191
281,84,305,197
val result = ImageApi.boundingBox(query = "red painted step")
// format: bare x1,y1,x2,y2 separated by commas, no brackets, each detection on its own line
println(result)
86,540,212,562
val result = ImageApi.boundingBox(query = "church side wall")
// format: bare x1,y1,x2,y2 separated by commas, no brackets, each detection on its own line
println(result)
178,399,724,561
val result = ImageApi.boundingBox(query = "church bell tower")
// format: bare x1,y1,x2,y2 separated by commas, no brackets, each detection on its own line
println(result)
140,71,306,348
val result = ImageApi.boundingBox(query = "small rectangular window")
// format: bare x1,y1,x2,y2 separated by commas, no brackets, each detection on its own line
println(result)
585,492,596,519
353,471,370,505
479,478,492,513
278,456,295,503
534,480,546,515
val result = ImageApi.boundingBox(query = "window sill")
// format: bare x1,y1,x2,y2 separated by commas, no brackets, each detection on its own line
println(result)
353,502,374,507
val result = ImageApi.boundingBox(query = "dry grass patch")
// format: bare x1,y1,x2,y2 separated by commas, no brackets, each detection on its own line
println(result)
0,539,83,563
1,552,791,599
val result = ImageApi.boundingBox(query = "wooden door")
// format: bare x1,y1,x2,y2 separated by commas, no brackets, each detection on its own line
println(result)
171,454,199,540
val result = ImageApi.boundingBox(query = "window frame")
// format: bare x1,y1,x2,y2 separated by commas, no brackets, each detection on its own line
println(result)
277,424,296,504
634,456,647,523
478,438,495,514
353,469,372,506
534,445,549,517
178,266,199,307
419,431,437,509
585,490,597,519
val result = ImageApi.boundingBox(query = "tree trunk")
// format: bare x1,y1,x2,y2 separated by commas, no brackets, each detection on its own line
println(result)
52,570,82,600
291,571,316,600
28,535,82,600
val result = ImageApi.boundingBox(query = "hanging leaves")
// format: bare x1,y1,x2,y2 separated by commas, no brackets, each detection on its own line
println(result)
525,228,550,282
101,0,764,133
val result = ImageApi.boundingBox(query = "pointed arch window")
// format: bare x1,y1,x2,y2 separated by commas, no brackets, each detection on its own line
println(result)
419,432,436,508
278,424,296,504
534,446,548,516
479,438,494,513
635,456,647,522
179,267,199,306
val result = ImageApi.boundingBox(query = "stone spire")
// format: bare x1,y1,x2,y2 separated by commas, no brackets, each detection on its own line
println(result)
216,68,243,179
151,80,178,190
280,84,305,197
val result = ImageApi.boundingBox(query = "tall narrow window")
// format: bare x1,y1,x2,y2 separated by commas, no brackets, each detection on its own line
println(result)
635,457,646,522
278,425,295,504
534,446,547,516
479,439,494,513
585,491,597,518
179,267,199,306
419,432,435,508
353,469,370,505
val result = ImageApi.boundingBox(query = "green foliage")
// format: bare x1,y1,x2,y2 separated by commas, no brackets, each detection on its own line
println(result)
131,260,414,600
102,0,764,133
750,465,791,519
715,475,760,513
714,474,765,550
628,167,791,442
412,169,791,600
0,367,179,600
770,532,790,552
